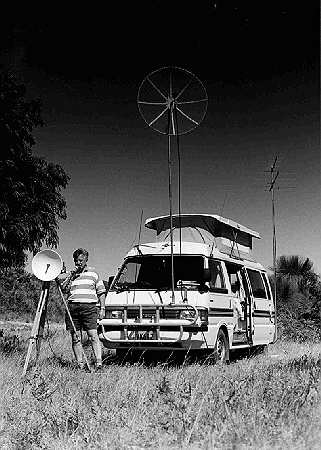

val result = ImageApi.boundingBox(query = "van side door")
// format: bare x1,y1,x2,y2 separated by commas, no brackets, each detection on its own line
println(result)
240,267,254,345
225,262,253,344
246,269,274,344
208,259,232,323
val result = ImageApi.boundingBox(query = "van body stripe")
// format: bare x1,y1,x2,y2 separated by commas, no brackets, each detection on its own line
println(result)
253,310,275,318
208,308,233,317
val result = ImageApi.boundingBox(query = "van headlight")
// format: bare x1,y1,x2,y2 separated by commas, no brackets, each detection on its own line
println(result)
105,310,123,319
180,308,197,320
112,310,123,319
198,308,208,324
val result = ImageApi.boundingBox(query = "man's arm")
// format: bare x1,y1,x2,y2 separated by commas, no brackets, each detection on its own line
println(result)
98,293,106,320
95,272,106,319
56,272,73,293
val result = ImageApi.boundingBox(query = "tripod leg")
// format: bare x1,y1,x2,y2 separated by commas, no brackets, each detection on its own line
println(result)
22,283,48,376
56,282,92,372
36,286,49,360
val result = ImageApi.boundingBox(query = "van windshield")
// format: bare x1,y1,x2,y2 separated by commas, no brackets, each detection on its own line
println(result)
112,255,204,291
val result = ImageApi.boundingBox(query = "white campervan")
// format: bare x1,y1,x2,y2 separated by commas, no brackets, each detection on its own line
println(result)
99,214,276,362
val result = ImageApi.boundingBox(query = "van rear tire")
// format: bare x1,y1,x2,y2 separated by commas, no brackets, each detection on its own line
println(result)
213,329,230,364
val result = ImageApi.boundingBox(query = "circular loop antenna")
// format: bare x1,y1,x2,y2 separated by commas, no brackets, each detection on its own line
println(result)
32,249,63,281
137,66,208,136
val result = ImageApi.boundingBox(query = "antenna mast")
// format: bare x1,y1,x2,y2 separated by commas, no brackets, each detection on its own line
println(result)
268,156,279,337
137,67,207,304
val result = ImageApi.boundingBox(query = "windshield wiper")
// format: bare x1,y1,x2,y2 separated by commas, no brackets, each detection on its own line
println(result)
115,282,133,293
115,281,153,293
154,285,170,293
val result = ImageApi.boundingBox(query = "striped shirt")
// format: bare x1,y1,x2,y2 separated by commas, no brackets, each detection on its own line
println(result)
67,267,106,304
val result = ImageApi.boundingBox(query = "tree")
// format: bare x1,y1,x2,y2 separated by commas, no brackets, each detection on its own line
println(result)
0,266,65,321
273,255,321,341
276,255,313,284
275,255,317,302
0,70,69,269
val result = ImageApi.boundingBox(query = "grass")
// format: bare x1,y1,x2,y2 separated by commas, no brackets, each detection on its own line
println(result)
1,322,321,449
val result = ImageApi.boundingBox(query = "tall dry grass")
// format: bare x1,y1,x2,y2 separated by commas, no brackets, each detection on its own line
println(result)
0,323,321,449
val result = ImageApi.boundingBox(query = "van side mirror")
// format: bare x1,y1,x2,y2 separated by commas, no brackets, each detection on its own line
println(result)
203,268,211,282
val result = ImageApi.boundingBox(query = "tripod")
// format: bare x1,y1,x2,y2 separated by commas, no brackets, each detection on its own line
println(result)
23,251,93,375
22,281,50,376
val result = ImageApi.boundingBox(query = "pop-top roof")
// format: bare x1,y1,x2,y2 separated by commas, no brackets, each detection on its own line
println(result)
145,214,260,250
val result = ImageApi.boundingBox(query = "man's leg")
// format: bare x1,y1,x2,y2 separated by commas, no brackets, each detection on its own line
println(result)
87,329,102,367
71,330,84,367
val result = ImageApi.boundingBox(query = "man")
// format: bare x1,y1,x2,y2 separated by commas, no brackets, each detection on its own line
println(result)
58,248,106,371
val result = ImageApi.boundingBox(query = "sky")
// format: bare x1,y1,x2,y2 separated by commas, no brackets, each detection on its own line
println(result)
1,1,320,278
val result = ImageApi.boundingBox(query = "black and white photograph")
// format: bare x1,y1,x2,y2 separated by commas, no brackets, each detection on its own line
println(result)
0,1,320,448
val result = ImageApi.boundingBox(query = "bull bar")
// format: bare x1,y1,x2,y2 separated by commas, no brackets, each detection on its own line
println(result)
99,303,208,344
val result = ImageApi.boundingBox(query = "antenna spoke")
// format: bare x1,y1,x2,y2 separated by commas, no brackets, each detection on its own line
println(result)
138,101,167,105
176,106,199,125
148,106,169,127
175,78,193,100
147,77,168,100
176,98,208,105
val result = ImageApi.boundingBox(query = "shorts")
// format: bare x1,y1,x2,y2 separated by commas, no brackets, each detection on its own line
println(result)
65,303,98,331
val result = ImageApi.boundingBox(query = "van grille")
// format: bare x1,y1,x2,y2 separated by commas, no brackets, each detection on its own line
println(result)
126,308,180,320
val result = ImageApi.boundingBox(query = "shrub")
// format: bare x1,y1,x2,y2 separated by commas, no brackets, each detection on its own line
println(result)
0,268,64,322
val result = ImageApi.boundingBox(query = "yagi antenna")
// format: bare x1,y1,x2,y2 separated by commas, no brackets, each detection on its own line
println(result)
138,66,208,303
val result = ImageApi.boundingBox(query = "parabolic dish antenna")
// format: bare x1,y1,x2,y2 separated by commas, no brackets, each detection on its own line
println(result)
32,249,63,281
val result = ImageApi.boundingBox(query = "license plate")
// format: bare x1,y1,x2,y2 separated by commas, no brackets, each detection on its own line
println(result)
137,331,153,340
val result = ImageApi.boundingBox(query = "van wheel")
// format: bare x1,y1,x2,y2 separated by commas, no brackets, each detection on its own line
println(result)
213,329,230,363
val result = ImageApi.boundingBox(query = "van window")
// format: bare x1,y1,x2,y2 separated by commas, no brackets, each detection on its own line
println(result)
209,260,226,291
262,273,272,300
112,255,204,290
247,269,267,298
225,262,243,293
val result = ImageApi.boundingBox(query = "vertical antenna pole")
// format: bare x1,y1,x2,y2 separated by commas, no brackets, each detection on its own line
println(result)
138,209,144,245
269,156,279,342
173,107,182,258
168,129,175,304
133,209,144,304
271,180,277,302
168,70,175,304
270,158,278,303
